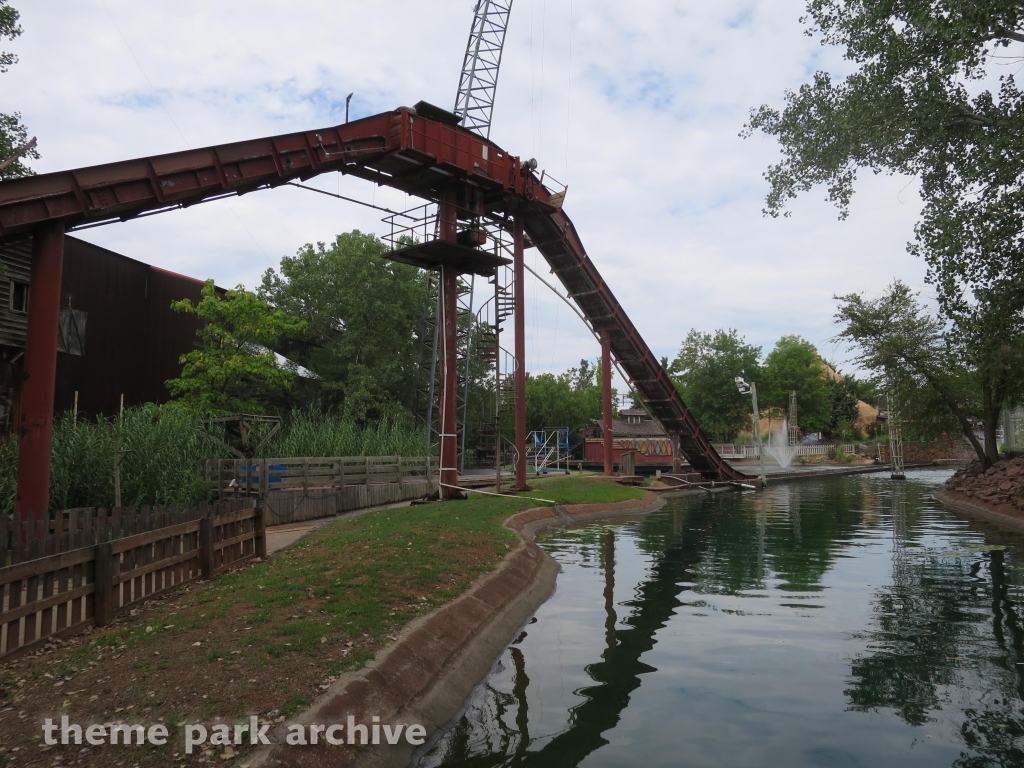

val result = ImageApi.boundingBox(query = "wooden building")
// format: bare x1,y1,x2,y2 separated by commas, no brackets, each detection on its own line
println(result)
0,236,204,431
584,408,675,472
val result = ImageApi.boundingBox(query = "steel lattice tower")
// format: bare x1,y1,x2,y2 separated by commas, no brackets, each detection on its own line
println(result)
788,390,799,447
454,0,514,138
885,386,906,480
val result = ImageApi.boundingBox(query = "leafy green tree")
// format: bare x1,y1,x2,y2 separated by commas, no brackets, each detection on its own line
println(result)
745,1,1024,454
835,281,1023,465
260,231,429,421
525,359,606,455
668,329,762,442
167,281,306,415
0,2,38,179
762,335,832,432
829,377,861,435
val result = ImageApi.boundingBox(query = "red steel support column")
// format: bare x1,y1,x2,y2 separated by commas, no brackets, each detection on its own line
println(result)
438,193,460,499
601,330,614,476
17,222,65,517
513,215,528,490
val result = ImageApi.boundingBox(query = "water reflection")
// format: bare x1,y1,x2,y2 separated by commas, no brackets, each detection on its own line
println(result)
418,470,1024,768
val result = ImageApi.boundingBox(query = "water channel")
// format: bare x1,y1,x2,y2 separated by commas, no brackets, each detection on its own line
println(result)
418,469,1024,767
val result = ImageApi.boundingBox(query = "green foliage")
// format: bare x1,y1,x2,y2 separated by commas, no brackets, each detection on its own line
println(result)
0,404,428,513
834,280,1022,464
745,2,1024,461
829,377,862,435
524,359,606,453
0,0,20,73
762,335,832,433
0,436,16,515
0,1,38,180
264,405,423,458
260,231,429,421
47,405,215,511
668,329,762,442
167,281,306,415
744,2,1024,223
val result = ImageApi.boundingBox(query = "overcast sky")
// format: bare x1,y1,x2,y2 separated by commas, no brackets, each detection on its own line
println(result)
4,0,930,386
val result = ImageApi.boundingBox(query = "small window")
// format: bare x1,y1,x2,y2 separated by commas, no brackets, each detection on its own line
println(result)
10,281,28,313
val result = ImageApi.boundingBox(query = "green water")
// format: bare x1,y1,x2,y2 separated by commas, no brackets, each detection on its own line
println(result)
418,469,1024,768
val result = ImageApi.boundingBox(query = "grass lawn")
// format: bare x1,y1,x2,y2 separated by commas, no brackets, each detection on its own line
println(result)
0,475,642,767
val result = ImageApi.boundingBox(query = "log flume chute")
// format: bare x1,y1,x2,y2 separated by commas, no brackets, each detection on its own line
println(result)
0,105,746,481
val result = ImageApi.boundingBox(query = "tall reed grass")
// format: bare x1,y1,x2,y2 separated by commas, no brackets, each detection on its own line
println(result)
48,404,215,512
265,406,424,458
0,404,425,513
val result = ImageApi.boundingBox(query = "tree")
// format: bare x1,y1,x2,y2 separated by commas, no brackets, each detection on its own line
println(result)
668,329,762,442
835,281,1023,466
762,335,833,433
829,377,861,436
0,2,38,179
525,359,606,454
260,231,429,421
744,1,1024,454
167,281,306,415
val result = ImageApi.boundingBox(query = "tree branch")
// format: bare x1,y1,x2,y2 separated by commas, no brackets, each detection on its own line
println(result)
0,136,36,172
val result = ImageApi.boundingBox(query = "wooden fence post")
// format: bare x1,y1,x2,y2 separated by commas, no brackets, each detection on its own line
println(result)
199,516,215,580
365,456,370,486
254,508,267,560
93,541,116,627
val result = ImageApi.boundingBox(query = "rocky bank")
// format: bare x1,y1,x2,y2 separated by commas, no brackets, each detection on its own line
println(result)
944,456,1024,514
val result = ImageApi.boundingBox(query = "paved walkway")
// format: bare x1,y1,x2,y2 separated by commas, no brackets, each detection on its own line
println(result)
264,500,413,555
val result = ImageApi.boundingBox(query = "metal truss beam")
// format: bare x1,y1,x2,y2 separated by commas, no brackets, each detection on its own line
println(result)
454,0,513,138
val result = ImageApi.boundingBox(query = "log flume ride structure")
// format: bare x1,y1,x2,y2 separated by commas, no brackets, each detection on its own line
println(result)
0,104,745,512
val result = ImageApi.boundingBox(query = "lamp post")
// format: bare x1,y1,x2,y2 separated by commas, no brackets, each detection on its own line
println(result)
736,377,766,487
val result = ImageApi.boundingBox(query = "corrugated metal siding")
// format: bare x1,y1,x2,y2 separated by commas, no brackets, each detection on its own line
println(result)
54,237,205,416
0,234,207,419
0,237,32,349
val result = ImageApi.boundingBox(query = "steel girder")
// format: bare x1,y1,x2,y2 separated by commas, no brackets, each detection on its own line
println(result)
0,105,745,481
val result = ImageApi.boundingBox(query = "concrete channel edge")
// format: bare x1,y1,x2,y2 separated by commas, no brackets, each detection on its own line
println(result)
932,488,1024,533
247,491,666,768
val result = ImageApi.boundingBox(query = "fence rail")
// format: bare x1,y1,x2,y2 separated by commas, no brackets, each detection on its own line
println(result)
712,443,873,460
0,499,251,570
0,506,265,660
203,455,436,498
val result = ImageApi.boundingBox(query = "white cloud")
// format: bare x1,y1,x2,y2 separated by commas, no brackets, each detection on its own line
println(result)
3,0,928,389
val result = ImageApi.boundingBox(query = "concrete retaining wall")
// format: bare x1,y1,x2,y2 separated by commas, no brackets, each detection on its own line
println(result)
261,480,438,527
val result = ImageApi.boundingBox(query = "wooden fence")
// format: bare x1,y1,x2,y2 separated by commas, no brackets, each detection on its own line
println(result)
0,506,265,660
203,455,435,496
713,443,872,459
204,456,439,525
0,499,251,569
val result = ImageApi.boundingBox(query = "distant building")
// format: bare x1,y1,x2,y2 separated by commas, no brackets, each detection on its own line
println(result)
0,236,205,432
584,408,674,470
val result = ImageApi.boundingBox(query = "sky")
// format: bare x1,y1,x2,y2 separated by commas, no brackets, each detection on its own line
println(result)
3,0,931,389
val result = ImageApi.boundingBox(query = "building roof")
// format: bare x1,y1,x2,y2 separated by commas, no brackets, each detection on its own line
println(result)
590,415,668,438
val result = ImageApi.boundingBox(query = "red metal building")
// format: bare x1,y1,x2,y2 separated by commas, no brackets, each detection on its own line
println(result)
0,236,204,429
